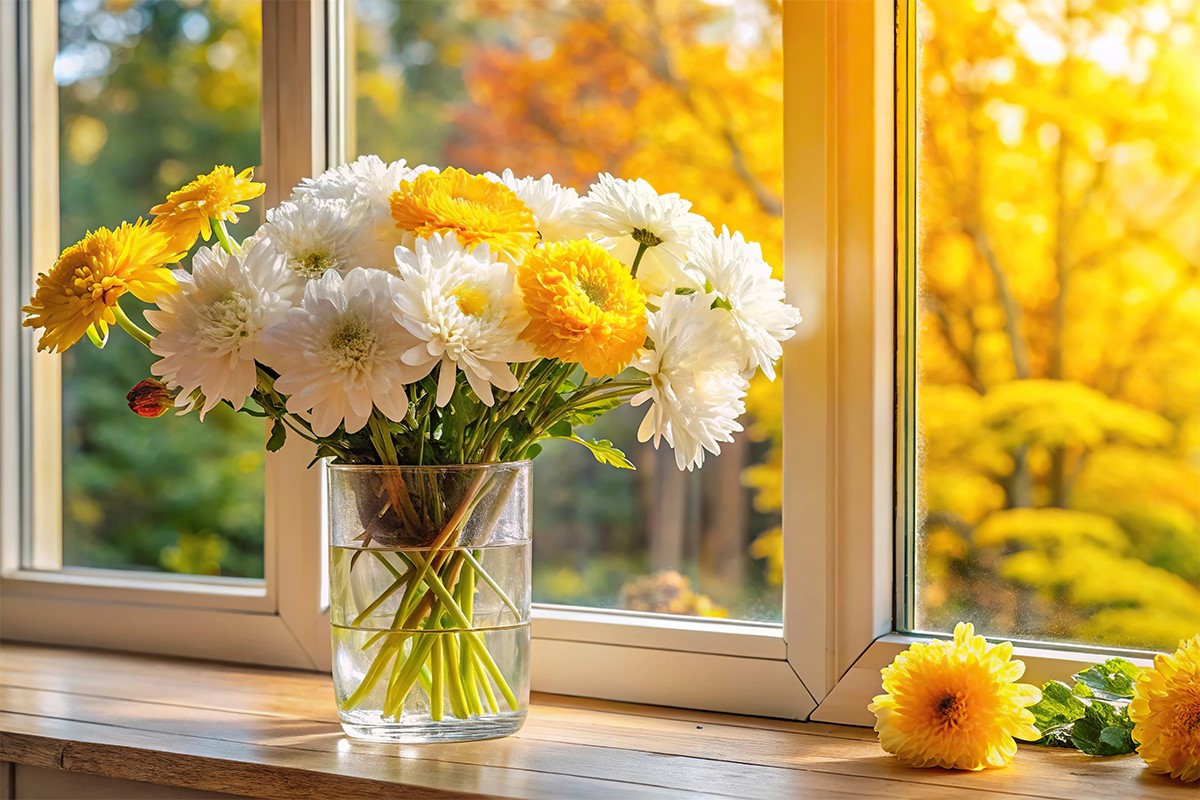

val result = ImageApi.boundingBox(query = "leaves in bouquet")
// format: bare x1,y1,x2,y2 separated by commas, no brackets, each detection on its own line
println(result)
552,434,635,469
266,418,287,452
1030,658,1141,756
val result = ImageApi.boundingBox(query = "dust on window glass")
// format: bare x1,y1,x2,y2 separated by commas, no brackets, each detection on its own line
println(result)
57,0,265,578
348,0,785,622
913,0,1200,651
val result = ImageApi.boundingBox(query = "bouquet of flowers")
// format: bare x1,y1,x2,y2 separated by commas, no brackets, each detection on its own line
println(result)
23,157,800,731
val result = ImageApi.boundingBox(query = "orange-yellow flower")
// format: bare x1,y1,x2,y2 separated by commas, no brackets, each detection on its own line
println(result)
1130,634,1200,782
517,239,646,377
868,622,1042,770
150,165,264,249
389,168,538,262
22,220,182,353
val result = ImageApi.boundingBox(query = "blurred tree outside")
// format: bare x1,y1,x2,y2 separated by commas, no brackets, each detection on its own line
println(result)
915,0,1200,651
57,0,265,577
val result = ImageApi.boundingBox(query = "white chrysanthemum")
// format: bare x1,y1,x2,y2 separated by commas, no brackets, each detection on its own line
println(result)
145,240,291,419
293,155,437,270
486,169,583,243
631,293,749,471
259,196,362,300
393,233,534,407
685,227,801,380
572,173,712,295
262,268,416,437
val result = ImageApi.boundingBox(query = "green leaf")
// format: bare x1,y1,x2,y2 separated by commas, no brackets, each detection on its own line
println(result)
522,443,543,460
266,419,287,452
1073,658,1142,701
552,435,635,469
1068,701,1136,756
547,419,574,438
1030,680,1088,732
566,396,624,426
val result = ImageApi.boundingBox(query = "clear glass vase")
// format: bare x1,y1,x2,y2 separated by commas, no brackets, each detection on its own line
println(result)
327,462,531,743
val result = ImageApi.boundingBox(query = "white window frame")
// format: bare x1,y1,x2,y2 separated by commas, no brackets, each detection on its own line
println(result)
0,0,1149,726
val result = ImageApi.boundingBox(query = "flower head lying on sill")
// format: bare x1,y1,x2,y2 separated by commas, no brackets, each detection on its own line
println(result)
871,626,1200,783
869,622,1042,771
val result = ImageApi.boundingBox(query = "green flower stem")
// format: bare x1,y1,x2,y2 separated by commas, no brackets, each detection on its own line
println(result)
461,548,522,622
477,663,499,713
629,242,649,278
213,219,241,255
85,322,109,349
430,631,444,721
350,558,415,628
112,302,155,349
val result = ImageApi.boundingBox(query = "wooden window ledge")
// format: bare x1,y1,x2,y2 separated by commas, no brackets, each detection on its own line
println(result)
0,643,1191,799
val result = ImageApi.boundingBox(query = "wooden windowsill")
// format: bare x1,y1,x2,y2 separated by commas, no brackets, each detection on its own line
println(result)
0,642,1190,799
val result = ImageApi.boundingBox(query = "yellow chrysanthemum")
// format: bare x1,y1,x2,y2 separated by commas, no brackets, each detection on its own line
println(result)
150,165,264,249
389,168,538,262
22,220,182,353
1130,634,1200,782
868,622,1042,770
517,239,646,377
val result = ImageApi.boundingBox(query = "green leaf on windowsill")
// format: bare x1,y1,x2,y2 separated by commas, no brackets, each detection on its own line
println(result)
1074,658,1142,701
1069,700,1137,756
1030,658,1142,757
1029,681,1087,747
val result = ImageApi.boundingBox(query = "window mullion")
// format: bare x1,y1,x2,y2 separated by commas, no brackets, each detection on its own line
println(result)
261,0,332,670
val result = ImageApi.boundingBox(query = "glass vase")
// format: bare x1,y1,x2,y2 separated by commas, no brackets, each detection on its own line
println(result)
327,462,531,743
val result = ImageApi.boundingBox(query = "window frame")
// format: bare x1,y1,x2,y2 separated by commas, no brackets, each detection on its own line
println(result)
0,0,1150,725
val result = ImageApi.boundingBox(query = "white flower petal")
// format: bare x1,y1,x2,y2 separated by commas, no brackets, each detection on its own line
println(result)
146,240,292,418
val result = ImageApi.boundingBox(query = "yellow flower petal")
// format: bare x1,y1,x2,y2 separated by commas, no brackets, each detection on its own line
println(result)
150,165,265,250
21,220,182,353
1130,634,1200,783
517,239,646,377
868,624,1042,771
389,168,538,263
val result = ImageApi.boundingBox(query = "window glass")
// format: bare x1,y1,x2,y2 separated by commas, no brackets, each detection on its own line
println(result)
347,0,784,621
57,0,265,577
913,0,1200,651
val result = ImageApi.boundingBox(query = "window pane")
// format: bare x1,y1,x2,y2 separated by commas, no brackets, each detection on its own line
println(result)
57,0,265,578
346,0,784,622
912,0,1200,651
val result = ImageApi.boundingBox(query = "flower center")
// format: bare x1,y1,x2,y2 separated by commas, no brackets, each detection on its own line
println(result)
935,692,967,727
631,227,664,247
578,276,611,310
1177,698,1200,735
293,251,336,279
452,283,489,317
199,293,252,347
328,318,378,369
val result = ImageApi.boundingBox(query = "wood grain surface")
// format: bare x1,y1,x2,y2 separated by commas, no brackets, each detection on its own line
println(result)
0,643,1191,799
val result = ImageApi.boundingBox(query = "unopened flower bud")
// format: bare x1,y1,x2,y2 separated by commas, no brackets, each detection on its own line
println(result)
126,378,174,418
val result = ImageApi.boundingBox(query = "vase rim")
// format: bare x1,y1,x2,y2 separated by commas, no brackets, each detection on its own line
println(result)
325,459,532,471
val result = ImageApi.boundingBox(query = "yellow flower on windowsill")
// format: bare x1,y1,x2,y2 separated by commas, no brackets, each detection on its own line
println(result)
150,164,265,250
1130,634,1200,783
869,622,1042,770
